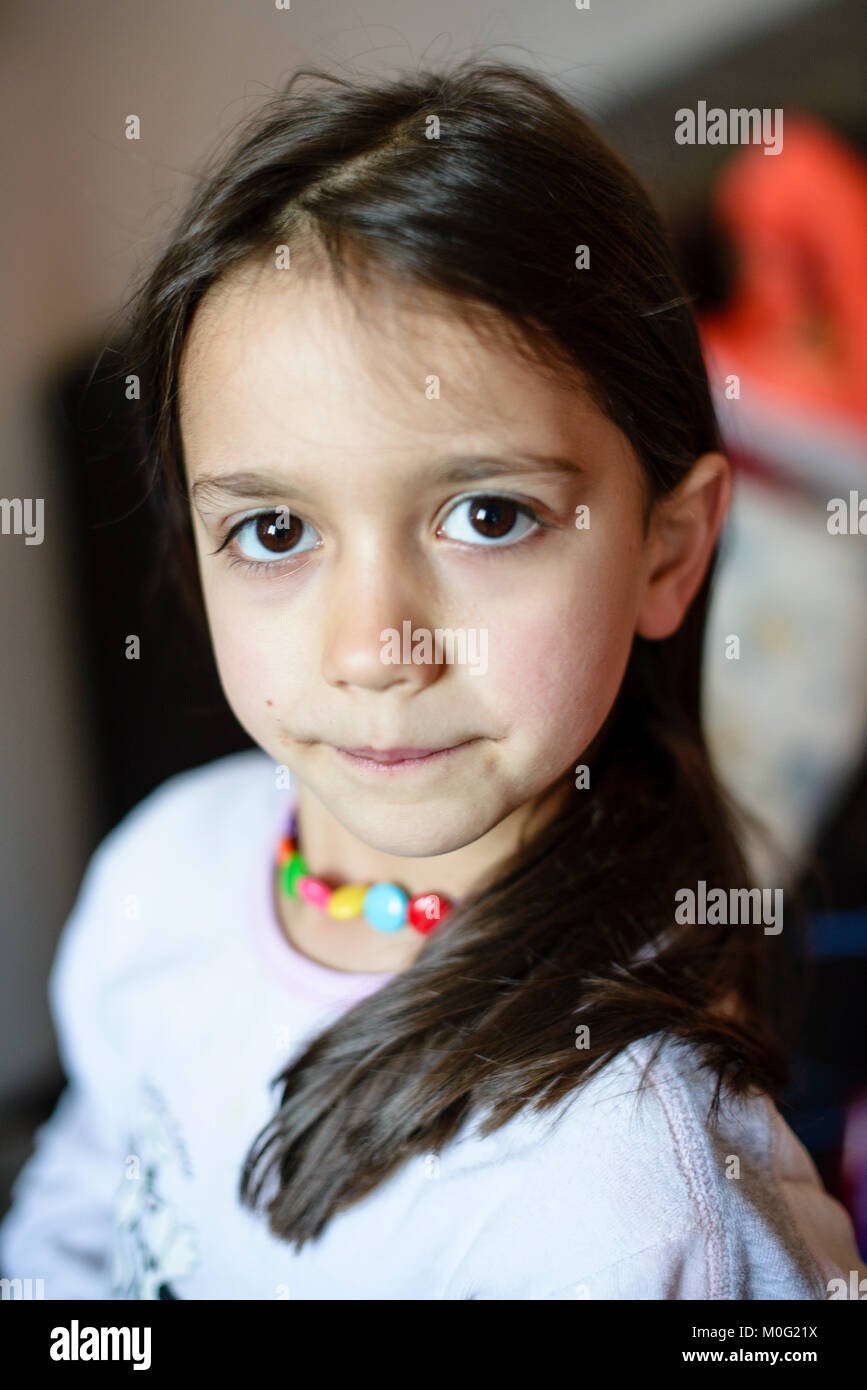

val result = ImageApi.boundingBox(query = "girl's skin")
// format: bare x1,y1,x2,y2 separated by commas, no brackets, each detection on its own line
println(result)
179,258,729,975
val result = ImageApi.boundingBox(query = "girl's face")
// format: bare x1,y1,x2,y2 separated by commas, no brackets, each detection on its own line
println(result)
179,260,714,866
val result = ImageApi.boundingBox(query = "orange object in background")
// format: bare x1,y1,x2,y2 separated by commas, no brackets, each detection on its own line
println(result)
700,114,867,434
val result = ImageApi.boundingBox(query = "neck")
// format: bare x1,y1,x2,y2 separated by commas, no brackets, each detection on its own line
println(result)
274,776,569,975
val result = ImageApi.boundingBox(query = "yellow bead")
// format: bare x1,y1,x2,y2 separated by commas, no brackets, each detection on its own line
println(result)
326,884,368,919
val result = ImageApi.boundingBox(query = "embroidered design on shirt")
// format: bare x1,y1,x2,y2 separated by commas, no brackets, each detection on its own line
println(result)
111,1079,199,1299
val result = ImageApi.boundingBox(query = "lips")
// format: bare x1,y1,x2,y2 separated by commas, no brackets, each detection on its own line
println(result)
338,745,456,764
331,740,478,773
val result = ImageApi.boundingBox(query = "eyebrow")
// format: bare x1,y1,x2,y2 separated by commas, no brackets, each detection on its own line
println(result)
189,453,584,508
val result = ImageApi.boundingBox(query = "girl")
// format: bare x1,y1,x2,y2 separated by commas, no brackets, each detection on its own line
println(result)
2,60,865,1301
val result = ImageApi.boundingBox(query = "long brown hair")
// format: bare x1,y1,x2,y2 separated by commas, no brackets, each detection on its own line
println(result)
121,59,790,1248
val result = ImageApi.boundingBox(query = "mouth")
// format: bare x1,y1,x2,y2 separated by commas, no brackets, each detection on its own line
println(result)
333,741,476,773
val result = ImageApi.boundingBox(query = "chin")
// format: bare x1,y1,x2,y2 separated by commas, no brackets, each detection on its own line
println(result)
348,808,495,860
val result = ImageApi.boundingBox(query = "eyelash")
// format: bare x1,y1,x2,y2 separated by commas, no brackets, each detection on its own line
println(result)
212,495,552,575
226,552,293,575
214,516,318,575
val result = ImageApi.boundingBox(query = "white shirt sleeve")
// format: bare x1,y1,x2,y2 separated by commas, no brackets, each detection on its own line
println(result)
536,1226,714,1299
0,1082,122,1299
0,840,127,1300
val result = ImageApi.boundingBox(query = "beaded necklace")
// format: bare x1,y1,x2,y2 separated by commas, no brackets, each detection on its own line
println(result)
277,809,452,935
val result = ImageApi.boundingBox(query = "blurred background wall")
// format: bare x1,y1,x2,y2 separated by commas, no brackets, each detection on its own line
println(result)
2,0,865,1243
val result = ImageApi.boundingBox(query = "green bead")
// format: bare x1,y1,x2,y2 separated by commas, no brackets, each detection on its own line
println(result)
281,851,309,898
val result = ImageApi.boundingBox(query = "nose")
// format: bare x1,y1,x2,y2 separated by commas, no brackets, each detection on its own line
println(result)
319,546,443,695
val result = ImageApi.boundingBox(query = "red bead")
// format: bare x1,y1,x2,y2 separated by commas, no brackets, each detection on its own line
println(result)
408,893,451,934
297,875,332,908
277,836,294,866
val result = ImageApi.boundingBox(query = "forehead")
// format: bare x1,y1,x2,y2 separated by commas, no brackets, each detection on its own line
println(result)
178,256,619,475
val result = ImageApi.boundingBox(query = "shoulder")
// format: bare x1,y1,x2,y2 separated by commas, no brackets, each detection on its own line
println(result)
93,748,280,867
48,749,285,1017
68,748,287,912
569,1033,834,1298
451,1033,834,1298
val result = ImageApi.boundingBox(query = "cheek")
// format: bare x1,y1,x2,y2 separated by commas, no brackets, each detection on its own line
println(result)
200,585,298,722
483,557,638,750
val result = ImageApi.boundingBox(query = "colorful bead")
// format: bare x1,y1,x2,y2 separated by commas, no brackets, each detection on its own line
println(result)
408,893,451,933
297,875,332,908
281,851,309,898
363,883,409,933
276,813,454,936
327,884,368,919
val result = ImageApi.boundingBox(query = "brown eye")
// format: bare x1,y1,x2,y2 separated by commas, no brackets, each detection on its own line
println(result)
439,494,539,547
468,497,517,538
228,508,319,566
256,509,304,552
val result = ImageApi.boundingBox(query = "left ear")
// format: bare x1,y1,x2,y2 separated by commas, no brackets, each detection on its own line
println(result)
635,451,731,640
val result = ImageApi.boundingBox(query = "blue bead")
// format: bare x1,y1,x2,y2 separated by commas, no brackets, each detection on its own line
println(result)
362,883,409,932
